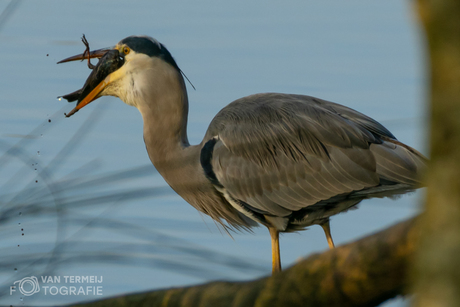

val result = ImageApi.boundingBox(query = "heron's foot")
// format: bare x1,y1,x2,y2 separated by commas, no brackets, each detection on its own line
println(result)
269,227,282,274
320,219,335,249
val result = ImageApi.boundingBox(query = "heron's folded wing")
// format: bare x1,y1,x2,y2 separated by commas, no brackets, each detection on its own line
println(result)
204,93,425,219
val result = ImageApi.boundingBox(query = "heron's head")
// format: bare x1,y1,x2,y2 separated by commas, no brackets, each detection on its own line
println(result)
59,35,182,117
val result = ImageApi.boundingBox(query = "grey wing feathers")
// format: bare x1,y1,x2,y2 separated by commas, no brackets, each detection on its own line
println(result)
313,96,397,140
202,93,426,230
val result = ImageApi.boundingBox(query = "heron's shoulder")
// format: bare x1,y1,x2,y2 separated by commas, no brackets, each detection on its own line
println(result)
221,92,322,112
204,92,395,142
208,93,326,127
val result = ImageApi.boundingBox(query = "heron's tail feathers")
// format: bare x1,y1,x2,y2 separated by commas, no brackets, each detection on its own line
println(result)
371,137,427,187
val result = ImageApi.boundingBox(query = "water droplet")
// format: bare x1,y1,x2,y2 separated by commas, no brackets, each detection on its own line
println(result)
37,151,40,156
22,233,24,236
18,222,21,225
20,297,23,301
46,54,49,57
35,180,38,183
21,228,23,231
48,119,51,123
18,245,20,247
18,212,22,216
40,134,43,137
14,268,17,271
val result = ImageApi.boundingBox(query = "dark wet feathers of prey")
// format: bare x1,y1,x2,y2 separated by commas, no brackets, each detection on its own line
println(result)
61,50,124,105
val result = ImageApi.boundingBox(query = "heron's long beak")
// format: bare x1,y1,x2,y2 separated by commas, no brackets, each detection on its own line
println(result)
57,47,112,64
59,48,125,117
64,77,110,117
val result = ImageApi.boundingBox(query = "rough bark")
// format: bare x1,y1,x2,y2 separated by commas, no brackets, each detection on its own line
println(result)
412,1,460,306
72,217,418,307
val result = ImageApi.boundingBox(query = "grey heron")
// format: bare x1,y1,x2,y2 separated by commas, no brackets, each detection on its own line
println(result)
58,35,426,273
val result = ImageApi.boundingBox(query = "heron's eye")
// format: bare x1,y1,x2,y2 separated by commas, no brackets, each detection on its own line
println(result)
123,47,130,55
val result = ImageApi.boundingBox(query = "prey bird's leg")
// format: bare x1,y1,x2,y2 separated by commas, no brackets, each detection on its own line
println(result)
320,219,335,249
81,34,95,70
269,227,281,273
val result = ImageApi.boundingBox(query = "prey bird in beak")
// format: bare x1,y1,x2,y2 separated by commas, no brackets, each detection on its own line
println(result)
58,36,123,117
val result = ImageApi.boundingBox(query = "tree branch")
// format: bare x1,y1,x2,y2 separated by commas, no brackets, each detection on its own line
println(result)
72,217,418,307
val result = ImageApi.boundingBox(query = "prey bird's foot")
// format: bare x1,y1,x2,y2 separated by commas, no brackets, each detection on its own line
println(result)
81,34,95,70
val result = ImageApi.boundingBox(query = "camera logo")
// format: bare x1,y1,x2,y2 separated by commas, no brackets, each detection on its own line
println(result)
12,276,40,296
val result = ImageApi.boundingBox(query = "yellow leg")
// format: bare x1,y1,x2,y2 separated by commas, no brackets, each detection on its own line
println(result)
320,219,335,249
269,227,281,273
